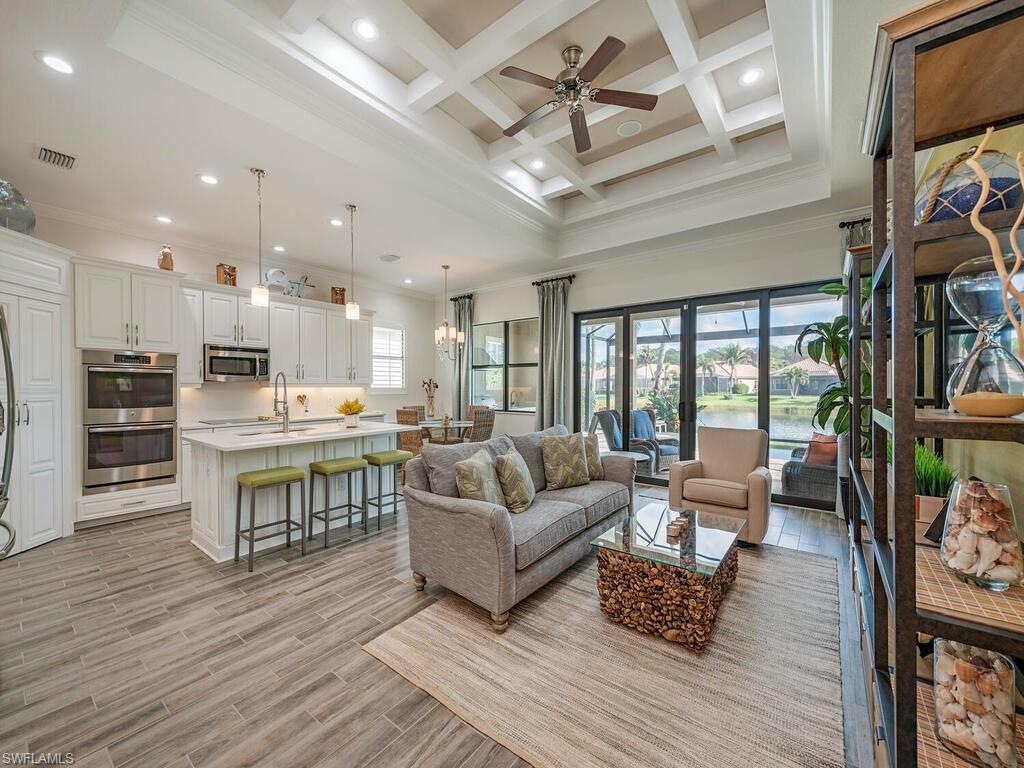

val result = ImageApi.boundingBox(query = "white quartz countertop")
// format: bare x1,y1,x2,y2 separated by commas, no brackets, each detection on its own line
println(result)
182,420,418,451
180,411,386,431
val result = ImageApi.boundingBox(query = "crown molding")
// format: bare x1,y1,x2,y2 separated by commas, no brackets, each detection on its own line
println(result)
32,201,436,301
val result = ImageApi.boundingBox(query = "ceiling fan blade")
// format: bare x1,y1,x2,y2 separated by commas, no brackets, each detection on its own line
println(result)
503,100,563,138
591,89,658,111
499,66,558,89
570,107,591,153
577,36,625,83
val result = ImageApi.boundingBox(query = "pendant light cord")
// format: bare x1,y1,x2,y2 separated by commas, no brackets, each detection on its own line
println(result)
251,167,266,286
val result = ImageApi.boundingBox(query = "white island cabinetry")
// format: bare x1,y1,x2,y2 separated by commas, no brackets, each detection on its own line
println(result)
184,421,416,562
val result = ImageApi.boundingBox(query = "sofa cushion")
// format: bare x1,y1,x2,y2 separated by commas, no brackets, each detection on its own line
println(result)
537,480,629,527
684,478,748,509
455,450,506,506
583,433,604,480
540,433,590,490
494,448,535,514
421,435,514,497
509,425,569,491
509,498,587,570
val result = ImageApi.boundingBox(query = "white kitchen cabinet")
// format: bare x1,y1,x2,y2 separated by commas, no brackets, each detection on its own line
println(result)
269,302,300,379
203,291,238,345
75,264,178,352
75,265,131,349
179,428,211,505
299,306,326,384
239,298,270,348
326,311,373,385
179,288,204,385
1,293,63,555
131,274,178,352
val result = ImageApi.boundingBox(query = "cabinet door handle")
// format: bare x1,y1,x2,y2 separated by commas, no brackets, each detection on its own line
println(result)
14,400,19,426
125,322,130,346
240,325,244,343
23,404,29,426
120,499,147,508
134,324,139,347
198,361,202,379
301,364,305,379
296,363,299,379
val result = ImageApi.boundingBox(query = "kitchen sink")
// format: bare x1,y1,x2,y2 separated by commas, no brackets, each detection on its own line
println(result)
237,427,315,437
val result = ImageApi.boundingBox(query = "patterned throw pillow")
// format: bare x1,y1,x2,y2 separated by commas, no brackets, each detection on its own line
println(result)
540,433,590,490
583,433,604,480
455,450,506,506
494,448,536,514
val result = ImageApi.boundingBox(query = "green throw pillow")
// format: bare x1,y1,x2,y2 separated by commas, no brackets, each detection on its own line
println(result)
455,450,506,506
540,433,590,490
583,433,604,480
494,448,536,514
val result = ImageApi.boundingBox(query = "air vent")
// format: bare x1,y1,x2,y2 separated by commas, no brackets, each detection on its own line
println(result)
37,146,76,170
378,253,400,263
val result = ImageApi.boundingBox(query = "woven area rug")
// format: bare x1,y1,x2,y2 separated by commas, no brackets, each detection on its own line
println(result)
364,546,844,768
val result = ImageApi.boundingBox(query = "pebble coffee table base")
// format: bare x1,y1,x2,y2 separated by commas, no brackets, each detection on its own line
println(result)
596,545,739,654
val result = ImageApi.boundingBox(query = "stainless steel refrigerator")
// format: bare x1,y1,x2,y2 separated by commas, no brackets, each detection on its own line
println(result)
0,305,15,557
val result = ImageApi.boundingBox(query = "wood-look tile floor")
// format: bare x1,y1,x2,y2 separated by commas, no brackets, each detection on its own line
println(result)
0,492,871,768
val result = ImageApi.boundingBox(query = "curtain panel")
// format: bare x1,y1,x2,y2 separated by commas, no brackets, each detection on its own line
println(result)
452,295,473,420
535,278,571,430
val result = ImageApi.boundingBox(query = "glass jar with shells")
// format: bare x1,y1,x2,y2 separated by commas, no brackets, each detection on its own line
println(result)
933,638,1016,767
940,479,1023,591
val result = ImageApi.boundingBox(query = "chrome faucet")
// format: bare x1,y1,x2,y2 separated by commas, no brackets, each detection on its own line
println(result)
273,371,290,434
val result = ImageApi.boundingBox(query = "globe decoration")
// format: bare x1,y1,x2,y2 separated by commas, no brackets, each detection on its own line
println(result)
915,149,1022,223
0,179,36,235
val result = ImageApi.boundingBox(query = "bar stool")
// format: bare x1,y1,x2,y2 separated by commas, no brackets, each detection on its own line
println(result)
235,466,306,572
362,450,414,530
307,457,369,548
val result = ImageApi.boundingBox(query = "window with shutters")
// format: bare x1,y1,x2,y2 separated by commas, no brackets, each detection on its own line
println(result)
371,324,405,390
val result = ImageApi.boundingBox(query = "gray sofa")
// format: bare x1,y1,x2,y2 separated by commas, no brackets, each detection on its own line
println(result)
403,425,636,632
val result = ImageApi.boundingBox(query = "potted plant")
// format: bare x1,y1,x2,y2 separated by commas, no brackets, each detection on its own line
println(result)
336,398,365,428
913,443,956,531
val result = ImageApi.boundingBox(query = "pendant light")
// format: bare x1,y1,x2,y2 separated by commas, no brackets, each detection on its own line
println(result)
249,168,269,307
435,264,465,361
345,203,360,320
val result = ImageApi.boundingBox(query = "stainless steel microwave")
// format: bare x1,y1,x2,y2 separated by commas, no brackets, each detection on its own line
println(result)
204,345,270,383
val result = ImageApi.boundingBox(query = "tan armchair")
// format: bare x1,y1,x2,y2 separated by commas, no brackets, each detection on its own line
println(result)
668,426,772,544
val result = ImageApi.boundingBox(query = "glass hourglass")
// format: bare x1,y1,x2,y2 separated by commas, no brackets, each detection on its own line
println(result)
945,255,1024,417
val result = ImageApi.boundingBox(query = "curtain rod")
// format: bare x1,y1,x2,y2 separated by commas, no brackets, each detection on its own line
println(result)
532,274,575,286
838,216,871,229
449,293,473,302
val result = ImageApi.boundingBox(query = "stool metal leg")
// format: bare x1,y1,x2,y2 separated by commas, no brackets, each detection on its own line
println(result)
299,478,307,556
307,472,316,542
323,471,331,549
362,467,369,535
347,476,353,528
378,464,384,531
285,483,292,549
392,463,399,518
234,483,242,563
248,487,256,573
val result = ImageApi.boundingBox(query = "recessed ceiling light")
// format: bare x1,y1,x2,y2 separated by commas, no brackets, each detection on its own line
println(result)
199,174,218,185
403,278,413,284
273,245,285,252
330,218,344,226
352,18,379,41
155,215,173,224
530,159,545,171
36,52,73,74
616,120,642,137
738,67,764,87
505,169,520,180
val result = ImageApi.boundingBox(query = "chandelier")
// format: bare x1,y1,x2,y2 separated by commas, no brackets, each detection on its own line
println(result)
435,264,464,361
249,168,269,307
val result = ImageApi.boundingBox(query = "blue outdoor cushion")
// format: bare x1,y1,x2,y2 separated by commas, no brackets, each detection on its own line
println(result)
658,443,680,457
630,410,656,441
607,414,623,451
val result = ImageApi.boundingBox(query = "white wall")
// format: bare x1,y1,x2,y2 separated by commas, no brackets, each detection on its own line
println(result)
33,215,436,423
448,216,847,436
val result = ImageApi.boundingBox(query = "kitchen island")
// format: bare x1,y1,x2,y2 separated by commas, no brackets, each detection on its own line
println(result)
183,420,419,562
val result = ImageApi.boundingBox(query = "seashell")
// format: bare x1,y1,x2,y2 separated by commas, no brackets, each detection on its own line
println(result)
975,537,1003,578
956,658,982,682
995,523,1015,542
972,721,996,753
942,701,968,722
938,652,957,678
948,550,979,573
937,683,956,704
950,721,979,752
992,690,1013,715
964,697,989,716
993,659,1012,686
959,526,979,553
980,712,1003,738
964,481,988,498
977,671,1002,696
984,565,1021,584
945,534,962,554
971,512,1002,533
997,741,1014,766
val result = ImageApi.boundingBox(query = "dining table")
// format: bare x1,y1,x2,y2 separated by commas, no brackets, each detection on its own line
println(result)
420,419,473,445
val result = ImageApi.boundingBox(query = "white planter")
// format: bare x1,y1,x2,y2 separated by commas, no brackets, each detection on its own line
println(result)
345,414,359,428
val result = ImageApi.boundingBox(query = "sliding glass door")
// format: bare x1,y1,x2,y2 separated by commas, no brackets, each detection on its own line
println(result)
578,316,623,453
629,307,684,480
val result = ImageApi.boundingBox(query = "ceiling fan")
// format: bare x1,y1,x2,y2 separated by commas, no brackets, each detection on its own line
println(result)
500,36,658,153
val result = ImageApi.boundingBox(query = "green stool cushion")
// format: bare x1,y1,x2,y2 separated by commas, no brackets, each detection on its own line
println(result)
363,449,414,466
237,466,305,488
310,457,369,475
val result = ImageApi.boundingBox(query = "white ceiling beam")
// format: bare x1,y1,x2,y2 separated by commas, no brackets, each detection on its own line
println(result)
723,94,783,137
410,0,600,112
646,0,735,161
371,0,457,77
582,123,712,186
542,177,574,199
276,0,332,33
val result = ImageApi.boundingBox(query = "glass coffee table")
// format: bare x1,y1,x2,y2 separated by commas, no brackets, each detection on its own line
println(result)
592,501,746,654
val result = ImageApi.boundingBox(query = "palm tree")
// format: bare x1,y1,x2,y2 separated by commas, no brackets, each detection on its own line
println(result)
635,345,658,391
695,352,717,395
717,343,752,392
781,366,810,397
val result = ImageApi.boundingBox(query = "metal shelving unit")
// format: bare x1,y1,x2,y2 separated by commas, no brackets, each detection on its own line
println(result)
852,1,1024,765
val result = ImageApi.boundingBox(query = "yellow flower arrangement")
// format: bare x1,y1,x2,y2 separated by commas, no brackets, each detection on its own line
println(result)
336,398,366,416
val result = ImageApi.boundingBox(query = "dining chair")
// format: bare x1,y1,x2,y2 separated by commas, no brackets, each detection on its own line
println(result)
463,406,495,442
403,404,431,442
